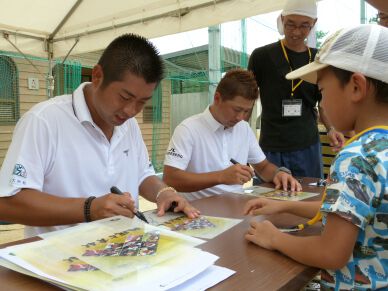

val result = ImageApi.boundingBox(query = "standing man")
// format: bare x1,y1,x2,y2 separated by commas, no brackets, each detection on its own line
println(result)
248,0,344,178
163,69,301,201
0,33,199,237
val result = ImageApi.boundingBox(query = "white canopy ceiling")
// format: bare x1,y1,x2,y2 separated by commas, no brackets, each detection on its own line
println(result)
0,0,289,58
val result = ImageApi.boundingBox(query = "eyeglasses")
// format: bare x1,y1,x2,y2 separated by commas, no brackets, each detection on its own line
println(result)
284,22,313,33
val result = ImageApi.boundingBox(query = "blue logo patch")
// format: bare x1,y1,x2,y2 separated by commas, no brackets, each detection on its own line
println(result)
12,164,27,178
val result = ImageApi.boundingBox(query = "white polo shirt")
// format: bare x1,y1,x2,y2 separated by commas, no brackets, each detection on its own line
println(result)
164,107,265,200
0,83,155,237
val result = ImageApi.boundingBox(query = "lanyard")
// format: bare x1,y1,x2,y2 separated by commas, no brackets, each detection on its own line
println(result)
280,40,311,98
293,192,324,230
284,187,325,231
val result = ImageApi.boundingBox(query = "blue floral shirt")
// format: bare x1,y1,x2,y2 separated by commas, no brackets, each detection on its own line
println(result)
320,127,388,291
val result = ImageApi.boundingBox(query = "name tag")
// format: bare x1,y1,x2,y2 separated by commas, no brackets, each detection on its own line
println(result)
282,99,302,117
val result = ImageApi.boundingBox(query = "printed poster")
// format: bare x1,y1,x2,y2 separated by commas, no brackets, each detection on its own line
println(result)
46,216,204,277
144,211,242,239
242,186,318,201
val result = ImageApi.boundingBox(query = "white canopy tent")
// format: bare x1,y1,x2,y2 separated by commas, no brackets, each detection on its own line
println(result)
0,0,290,58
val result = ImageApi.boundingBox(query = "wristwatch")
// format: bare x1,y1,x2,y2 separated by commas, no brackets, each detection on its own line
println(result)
275,166,292,175
327,126,335,135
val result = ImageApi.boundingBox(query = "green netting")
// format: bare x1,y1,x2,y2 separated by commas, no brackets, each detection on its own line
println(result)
220,19,248,72
0,50,48,62
169,71,209,94
0,55,20,124
53,60,82,96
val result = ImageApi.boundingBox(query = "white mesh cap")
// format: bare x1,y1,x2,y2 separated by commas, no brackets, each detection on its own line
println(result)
286,24,388,84
277,0,317,35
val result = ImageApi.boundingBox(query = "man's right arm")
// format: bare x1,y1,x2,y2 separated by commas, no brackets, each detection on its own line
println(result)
163,165,224,192
163,164,254,192
0,189,138,226
0,189,85,226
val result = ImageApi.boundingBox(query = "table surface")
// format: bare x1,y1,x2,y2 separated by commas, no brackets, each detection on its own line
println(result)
0,177,324,291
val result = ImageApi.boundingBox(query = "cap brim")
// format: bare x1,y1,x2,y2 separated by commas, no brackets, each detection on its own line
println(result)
286,62,328,84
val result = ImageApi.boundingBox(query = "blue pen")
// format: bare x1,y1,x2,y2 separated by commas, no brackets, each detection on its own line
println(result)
110,186,149,223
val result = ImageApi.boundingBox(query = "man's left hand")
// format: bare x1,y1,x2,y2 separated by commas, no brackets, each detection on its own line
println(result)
273,172,302,192
156,190,200,219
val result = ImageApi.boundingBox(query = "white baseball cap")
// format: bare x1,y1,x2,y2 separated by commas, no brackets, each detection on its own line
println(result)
286,24,388,84
277,0,318,35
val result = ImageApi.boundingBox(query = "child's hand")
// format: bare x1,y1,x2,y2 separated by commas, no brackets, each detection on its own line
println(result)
245,220,279,250
243,198,285,216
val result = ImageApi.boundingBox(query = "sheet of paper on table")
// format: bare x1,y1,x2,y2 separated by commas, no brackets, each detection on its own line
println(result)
0,216,235,291
143,211,242,239
241,186,319,201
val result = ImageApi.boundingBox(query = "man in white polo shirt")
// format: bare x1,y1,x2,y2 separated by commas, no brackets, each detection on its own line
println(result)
163,69,301,200
0,33,199,237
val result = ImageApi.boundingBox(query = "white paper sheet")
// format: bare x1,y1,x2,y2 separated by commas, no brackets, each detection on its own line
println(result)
170,265,235,291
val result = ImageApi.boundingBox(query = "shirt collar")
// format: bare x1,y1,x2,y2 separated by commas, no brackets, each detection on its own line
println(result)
345,125,388,146
203,106,224,132
72,82,94,124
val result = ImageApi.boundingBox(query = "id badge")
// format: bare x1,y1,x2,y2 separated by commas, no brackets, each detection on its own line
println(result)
282,99,302,117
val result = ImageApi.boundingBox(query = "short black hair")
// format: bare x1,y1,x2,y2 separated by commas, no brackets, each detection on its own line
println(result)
330,66,388,103
216,69,259,101
98,33,165,88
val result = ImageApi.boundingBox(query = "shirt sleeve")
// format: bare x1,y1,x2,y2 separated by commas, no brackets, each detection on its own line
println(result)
0,112,54,196
163,124,193,170
320,150,385,230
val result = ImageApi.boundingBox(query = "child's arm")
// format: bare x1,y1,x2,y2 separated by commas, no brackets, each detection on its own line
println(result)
243,198,321,219
245,213,359,269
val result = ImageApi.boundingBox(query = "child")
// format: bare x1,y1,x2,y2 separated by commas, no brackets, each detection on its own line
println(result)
243,24,388,290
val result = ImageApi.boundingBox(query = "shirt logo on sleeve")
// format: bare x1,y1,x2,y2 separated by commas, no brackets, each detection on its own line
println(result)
10,164,27,187
166,148,183,159
12,164,27,178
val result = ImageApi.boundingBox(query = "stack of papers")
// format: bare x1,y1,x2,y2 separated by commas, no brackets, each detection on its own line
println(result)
0,216,235,290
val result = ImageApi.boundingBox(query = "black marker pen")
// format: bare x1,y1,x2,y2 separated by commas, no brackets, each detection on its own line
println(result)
230,158,256,179
110,186,149,224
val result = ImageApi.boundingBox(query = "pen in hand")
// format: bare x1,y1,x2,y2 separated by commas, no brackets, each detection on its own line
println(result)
110,186,149,224
230,158,256,178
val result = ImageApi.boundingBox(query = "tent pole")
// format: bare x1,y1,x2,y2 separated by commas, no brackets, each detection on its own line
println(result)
2,32,45,77
61,38,80,65
208,25,221,104
46,40,54,98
